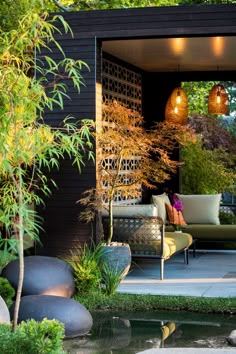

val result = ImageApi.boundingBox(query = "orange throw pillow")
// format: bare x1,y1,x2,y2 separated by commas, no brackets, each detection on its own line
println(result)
165,203,187,226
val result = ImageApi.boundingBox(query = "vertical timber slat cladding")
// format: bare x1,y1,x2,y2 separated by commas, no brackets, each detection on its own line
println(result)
40,4,236,256
38,36,97,256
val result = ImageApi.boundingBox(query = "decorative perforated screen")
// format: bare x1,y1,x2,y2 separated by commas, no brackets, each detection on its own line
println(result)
102,58,142,113
102,58,142,204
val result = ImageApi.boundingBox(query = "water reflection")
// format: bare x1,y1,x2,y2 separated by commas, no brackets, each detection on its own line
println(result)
64,310,235,353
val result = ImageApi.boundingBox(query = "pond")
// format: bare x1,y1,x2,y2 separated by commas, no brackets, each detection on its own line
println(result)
63,310,236,353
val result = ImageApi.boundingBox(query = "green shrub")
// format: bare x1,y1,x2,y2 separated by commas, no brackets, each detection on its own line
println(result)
67,242,105,294
219,211,236,224
181,139,235,194
0,277,15,307
0,250,17,274
0,319,66,354
68,242,126,296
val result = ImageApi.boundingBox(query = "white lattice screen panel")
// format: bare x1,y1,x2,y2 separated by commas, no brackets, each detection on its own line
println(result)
102,58,142,205
102,58,142,113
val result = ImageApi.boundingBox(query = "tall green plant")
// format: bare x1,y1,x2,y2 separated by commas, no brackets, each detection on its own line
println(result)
0,9,94,329
181,138,235,194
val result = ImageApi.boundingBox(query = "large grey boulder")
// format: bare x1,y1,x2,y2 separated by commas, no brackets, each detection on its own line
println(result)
0,295,10,324
10,295,93,338
2,256,75,298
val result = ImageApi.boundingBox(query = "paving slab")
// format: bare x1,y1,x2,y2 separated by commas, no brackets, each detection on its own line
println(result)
117,250,236,298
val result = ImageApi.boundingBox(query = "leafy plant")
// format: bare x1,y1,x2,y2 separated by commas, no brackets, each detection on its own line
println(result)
0,319,66,354
0,7,94,330
0,277,15,307
181,138,236,194
188,114,236,153
0,250,17,274
101,263,124,296
67,242,105,294
67,241,126,296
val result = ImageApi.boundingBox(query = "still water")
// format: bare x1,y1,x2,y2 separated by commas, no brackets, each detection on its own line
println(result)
64,310,236,353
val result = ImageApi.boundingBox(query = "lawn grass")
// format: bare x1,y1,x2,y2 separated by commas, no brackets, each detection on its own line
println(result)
74,291,236,314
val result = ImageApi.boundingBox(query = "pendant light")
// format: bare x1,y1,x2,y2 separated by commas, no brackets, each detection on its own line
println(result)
208,84,229,115
165,87,188,125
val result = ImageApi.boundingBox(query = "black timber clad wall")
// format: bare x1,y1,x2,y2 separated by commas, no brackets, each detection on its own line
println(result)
40,4,236,256
59,4,236,39
38,36,97,256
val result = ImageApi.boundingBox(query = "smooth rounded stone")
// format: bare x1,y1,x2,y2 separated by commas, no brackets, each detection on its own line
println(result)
10,295,93,338
0,295,10,324
2,256,75,297
227,329,236,346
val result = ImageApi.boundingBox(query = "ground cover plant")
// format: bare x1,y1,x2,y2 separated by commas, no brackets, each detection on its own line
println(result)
75,290,236,315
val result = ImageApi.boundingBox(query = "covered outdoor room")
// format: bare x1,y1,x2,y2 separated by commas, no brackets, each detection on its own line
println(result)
39,3,236,271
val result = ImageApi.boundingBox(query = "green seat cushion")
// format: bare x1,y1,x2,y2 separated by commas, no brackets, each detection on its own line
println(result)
166,224,236,241
178,224,236,241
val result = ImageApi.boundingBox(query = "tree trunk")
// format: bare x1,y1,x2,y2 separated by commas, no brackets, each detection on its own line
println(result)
108,198,113,245
13,181,24,331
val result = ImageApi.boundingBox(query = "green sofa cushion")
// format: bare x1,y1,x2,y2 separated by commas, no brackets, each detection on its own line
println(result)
166,224,236,241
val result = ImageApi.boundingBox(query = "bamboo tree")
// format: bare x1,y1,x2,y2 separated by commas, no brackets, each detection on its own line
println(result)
0,9,94,329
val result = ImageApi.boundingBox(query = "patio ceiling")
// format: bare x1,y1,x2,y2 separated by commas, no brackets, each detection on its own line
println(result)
102,36,236,72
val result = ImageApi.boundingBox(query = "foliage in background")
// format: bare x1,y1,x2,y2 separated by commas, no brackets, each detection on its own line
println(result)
181,113,236,194
0,319,66,354
0,7,93,329
1,0,235,32
188,114,236,152
182,81,217,115
0,0,33,31
49,0,235,12
219,210,236,225
0,277,15,307
183,81,236,139
181,138,235,194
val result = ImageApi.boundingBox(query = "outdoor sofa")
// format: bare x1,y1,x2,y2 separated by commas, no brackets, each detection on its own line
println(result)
102,205,192,280
152,193,236,250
